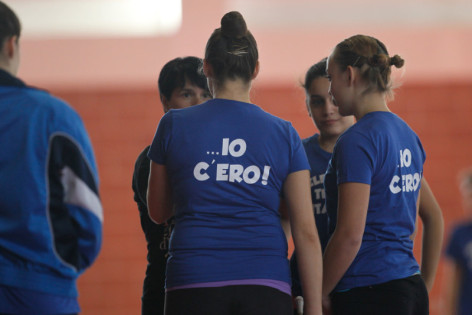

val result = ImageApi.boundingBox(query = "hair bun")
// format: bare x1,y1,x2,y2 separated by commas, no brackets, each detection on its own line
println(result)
389,55,405,68
221,11,247,39
367,54,389,68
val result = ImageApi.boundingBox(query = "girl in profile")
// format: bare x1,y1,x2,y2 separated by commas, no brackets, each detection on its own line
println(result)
322,35,429,315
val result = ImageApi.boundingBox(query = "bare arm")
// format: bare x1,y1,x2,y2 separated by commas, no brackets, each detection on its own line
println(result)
284,170,322,315
147,161,173,224
322,182,370,297
418,178,444,292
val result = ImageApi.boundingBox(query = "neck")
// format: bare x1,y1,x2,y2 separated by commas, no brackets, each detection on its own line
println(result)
212,78,252,103
318,133,338,153
354,92,390,120
0,62,15,76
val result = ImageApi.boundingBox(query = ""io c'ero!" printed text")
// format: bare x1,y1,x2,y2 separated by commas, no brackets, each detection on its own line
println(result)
389,148,422,194
193,138,271,185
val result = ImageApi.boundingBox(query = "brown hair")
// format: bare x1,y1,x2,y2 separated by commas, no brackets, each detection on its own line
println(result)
0,1,21,49
302,57,328,93
204,11,258,87
331,35,404,97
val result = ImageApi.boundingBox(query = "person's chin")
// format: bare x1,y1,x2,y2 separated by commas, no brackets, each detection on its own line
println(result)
322,125,342,136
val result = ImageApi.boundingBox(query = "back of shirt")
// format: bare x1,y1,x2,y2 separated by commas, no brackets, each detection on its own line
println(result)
0,72,102,311
149,98,309,289
325,111,425,290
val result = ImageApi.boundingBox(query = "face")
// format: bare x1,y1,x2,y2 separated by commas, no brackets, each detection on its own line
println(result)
162,81,211,112
326,56,353,117
306,77,354,138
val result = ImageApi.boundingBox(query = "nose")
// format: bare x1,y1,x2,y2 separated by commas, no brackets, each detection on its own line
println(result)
325,101,335,115
328,84,337,107
192,97,201,106
191,96,203,106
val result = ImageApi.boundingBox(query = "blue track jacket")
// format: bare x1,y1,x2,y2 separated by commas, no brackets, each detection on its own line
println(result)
0,69,103,298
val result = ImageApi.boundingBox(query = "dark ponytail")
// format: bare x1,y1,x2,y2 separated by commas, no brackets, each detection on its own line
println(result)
205,11,258,86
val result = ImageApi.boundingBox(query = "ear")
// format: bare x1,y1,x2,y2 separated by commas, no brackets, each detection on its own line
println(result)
346,65,356,86
251,61,260,79
306,103,313,118
4,36,17,59
305,99,312,117
160,95,170,113
203,59,212,78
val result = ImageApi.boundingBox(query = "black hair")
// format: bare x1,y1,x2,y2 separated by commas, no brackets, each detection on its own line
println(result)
204,11,258,87
158,56,209,101
0,1,21,48
303,58,327,93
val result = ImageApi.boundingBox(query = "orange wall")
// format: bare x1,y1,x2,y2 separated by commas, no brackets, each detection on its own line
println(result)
53,81,472,315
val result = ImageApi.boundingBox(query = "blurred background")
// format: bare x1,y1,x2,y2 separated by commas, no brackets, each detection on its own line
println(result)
7,0,472,314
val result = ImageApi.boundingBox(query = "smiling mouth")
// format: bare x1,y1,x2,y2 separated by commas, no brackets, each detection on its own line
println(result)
324,119,338,125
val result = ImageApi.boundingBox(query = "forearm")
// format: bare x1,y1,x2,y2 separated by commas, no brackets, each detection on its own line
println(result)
283,170,322,315
293,231,322,315
418,178,444,291
323,182,369,296
322,233,361,296
147,162,173,224
420,215,443,291
147,196,173,224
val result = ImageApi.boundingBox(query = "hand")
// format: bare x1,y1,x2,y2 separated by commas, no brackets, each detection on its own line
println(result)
322,295,332,315
294,296,304,315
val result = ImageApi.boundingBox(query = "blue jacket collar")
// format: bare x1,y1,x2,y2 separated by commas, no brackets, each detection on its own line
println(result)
0,69,26,88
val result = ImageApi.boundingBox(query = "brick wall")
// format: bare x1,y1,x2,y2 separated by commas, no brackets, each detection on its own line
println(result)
54,81,472,315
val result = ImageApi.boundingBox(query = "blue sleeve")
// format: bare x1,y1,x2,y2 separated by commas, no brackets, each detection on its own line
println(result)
288,123,310,173
148,111,173,165
333,131,375,185
48,104,103,272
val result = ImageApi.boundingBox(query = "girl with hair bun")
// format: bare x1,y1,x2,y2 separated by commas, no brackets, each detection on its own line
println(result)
321,35,430,314
147,11,322,315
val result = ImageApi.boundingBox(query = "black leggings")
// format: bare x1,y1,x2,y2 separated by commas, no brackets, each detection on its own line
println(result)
331,274,429,315
165,285,292,315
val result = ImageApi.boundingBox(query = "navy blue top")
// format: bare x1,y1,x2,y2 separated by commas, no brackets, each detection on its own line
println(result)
325,111,425,290
446,221,472,315
0,70,102,314
148,98,309,290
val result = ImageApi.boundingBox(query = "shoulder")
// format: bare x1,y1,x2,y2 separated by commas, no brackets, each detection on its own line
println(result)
24,87,71,108
25,87,82,122
302,134,319,148
451,221,472,237
135,146,151,170
336,123,370,146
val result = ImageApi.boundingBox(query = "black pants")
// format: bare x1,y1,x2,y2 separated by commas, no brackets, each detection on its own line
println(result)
165,285,292,315
331,274,429,315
